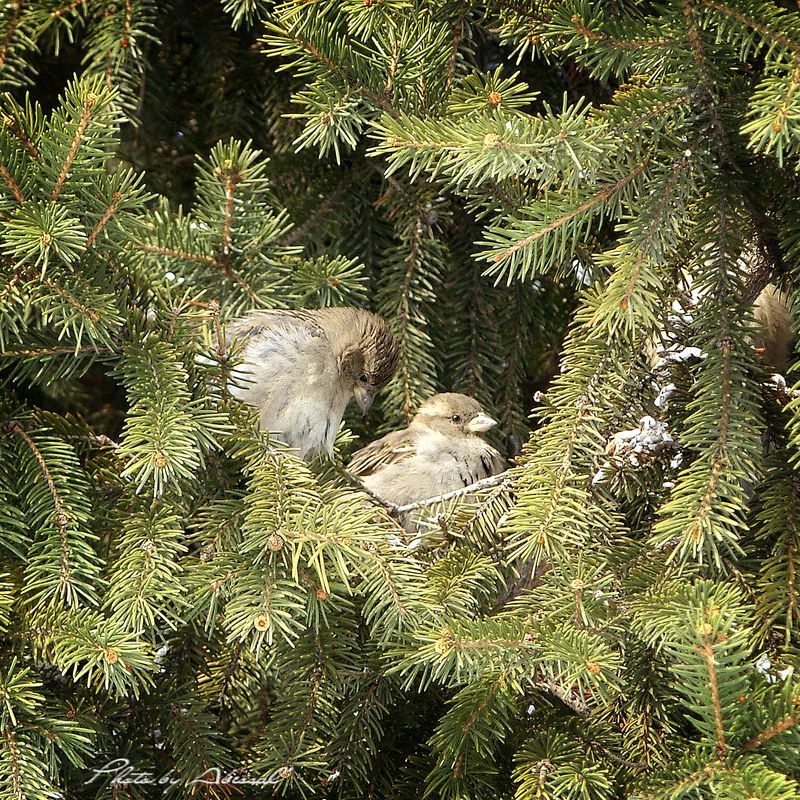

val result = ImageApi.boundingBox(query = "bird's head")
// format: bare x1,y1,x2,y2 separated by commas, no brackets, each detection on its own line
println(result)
414,393,497,437
322,309,398,415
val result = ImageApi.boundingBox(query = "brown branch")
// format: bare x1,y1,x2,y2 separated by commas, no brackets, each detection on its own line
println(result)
3,114,38,160
394,473,511,515
0,162,24,204
42,278,101,323
3,730,22,799
397,217,423,421
700,0,800,55
95,434,119,449
0,0,22,71
219,171,239,268
491,159,649,266
570,13,674,50
288,33,400,118
384,39,400,100
83,192,121,252
51,92,98,202
788,537,799,628
540,678,590,715
49,0,85,18
740,184,788,304
700,633,727,757
446,17,464,91
742,709,799,750
223,266,260,302
138,243,215,264
6,421,72,590
207,299,226,361
122,0,132,42
0,344,109,357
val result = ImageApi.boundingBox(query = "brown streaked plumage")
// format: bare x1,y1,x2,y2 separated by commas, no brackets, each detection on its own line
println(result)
348,393,506,508
226,307,397,458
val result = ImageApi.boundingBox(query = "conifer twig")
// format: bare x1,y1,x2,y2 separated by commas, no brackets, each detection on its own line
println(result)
5,421,72,586
393,473,512,515
51,92,97,202
0,0,22,71
742,711,799,750
83,192,121,252
138,243,216,264
0,162,25,204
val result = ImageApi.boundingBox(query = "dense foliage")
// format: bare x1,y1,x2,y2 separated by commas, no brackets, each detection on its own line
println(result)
1,1,800,798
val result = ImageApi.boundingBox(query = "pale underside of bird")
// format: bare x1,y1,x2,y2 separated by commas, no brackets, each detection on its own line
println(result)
226,307,397,459
348,393,507,510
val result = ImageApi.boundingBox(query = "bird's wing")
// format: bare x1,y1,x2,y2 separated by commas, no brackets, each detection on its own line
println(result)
227,310,350,458
348,428,419,477
226,309,325,350
227,310,335,384
479,444,508,479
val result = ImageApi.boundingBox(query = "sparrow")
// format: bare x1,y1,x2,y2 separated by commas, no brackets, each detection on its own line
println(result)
226,307,397,458
752,283,794,372
347,393,506,508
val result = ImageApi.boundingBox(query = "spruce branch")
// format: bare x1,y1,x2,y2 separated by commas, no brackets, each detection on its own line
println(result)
681,0,729,151
0,161,24,204
49,0,86,18
3,114,38,160
41,277,101,323
5,421,72,592
741,708,800,750
137,243,215,264
393,473,511,516
568,14,674,50
51,92,98,203
787,537,798,633
0,344,112,357
540,677,590,715
280,182,346,246
700,0,800,54
0,0,22,72
219,169,239,267
700,632,728,757
3,728,24,797
488,158,649,272
82,191,121,252
397,216,424,420
281,29,400,118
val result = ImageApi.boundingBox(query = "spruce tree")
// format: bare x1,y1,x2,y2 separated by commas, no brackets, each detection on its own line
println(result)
1,1,800,799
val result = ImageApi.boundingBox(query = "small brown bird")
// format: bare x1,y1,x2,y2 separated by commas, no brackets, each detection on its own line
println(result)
226,307,397,458
348,393,506,507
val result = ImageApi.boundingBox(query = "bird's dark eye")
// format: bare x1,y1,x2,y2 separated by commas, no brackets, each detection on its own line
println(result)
359,373,369,384
451,414,461,423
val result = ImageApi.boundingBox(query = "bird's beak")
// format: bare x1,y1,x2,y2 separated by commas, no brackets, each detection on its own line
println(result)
353,384,374,416
467,413,497,433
